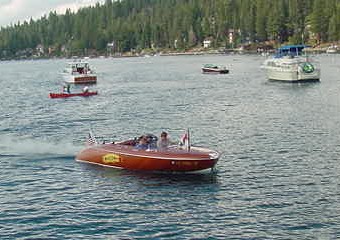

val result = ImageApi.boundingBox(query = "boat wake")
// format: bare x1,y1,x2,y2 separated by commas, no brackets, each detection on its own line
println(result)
0,135,80,158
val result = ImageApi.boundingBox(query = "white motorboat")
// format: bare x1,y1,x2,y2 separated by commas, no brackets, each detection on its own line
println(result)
262,45,320,82
63,60,97,84
326,45,338,54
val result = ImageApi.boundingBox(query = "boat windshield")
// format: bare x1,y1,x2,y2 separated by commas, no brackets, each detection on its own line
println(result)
204,64,218,68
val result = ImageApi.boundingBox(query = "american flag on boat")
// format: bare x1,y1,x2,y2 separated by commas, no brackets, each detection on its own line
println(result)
86,129,98,146
180,129,190,151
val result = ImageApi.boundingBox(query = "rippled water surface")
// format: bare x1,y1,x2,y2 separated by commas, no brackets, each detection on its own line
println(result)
1,54,340,239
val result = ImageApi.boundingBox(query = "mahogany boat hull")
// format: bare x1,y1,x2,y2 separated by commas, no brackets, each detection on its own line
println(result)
76,144,220,172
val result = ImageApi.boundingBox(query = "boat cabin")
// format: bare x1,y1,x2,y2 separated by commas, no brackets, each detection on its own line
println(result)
275,45,309,58
65,60,92,75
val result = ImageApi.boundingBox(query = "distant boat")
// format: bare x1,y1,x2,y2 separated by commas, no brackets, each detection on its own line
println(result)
326,45,338,54
49,91,98,98
63,59,97,84
202,64,229,74
262,45,320,82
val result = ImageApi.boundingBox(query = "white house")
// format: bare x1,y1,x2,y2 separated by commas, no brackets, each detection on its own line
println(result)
36,44,44,54
203,39,211,48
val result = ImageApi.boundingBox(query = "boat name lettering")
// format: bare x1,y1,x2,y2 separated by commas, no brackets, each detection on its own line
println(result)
102,154,120,163
172,161,198,166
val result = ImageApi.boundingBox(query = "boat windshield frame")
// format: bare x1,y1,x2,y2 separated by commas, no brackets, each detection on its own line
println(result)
67,62,89,68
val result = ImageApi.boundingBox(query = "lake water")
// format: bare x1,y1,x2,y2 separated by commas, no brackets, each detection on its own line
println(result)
1,54,340,239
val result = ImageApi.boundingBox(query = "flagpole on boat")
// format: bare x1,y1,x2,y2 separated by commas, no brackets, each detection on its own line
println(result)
87,127,98,146
187,128,191,151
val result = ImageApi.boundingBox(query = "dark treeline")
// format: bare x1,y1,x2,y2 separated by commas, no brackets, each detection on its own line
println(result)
0,0,340,58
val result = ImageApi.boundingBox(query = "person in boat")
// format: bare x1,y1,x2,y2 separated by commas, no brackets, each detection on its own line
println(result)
146,134,158,149
83,86,89,93
135,135,149,150
157,131,175,149
63,84,71,93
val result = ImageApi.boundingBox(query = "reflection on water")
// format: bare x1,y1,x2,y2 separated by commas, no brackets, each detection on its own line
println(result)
78,162,219,186
1,54,340,239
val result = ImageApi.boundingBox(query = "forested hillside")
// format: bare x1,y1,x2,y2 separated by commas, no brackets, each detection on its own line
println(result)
0,0,339,58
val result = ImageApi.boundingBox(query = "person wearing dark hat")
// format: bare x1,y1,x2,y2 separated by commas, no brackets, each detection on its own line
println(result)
135,135,149,150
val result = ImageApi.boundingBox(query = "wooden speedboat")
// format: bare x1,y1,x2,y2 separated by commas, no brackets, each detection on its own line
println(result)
202,64,229,74
49,91,98,98
63,60,97,84
76,134,220,172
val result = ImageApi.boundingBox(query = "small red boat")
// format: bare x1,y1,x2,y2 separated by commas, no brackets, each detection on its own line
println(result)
49,91,98,98
76,132,220,172
202,64,229,74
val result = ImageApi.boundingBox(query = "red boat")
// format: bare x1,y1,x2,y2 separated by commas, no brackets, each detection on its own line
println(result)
76,133,220,172
49,91,98,98
202,64,229,74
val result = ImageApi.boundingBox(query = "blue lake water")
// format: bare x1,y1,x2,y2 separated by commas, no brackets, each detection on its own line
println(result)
1,54,340,239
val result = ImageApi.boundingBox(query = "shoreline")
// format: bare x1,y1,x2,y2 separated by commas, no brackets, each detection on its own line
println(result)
1,47,338,61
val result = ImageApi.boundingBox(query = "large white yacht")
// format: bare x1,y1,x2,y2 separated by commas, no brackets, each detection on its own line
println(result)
262,45,320,82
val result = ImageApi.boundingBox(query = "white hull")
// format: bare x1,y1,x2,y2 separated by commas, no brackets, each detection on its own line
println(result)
265,66,320,82
263,57,320,82
326,49,337,54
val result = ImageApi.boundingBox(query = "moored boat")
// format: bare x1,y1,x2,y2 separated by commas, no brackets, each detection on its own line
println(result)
49,91,98,98
262,45,320,82
76,132,220,172
326,45,338,54
202,64,229,74
63,60,97,84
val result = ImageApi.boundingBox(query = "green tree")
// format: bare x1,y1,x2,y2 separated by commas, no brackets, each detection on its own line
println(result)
255,0,267,41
